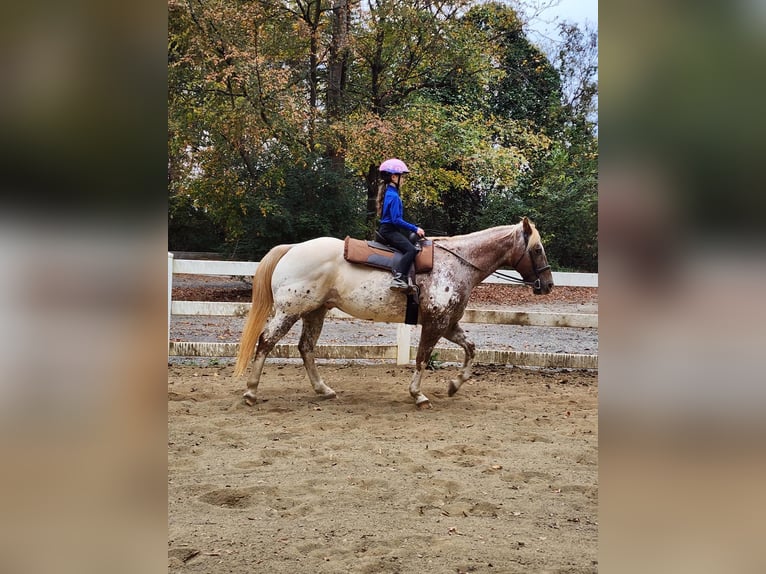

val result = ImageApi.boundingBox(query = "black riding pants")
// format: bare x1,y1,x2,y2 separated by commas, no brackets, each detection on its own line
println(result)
379,223,417,276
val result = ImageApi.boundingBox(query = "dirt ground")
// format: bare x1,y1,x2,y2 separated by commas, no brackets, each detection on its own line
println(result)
168,362,598,573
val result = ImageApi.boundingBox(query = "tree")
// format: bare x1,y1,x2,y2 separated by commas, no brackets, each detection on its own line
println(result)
168,0,363,258
478,20,598,270
464,2,563,129
342,0,496,232
555,21,598,128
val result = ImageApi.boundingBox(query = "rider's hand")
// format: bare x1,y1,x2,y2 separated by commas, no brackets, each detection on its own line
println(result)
416,227,425,238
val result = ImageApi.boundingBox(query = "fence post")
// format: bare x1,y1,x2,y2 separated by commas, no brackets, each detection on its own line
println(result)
168,252,174,353
396,324,411,365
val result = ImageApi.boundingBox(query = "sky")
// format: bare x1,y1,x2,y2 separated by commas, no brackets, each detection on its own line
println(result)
520,0,598,55
548,0,598,28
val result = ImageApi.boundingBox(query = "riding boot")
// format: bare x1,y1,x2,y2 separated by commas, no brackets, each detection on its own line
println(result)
389,272,409,292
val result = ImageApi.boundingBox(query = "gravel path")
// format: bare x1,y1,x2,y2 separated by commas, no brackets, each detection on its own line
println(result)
170,315,598,354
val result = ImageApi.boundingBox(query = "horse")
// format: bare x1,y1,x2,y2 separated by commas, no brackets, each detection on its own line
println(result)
233,217,554,408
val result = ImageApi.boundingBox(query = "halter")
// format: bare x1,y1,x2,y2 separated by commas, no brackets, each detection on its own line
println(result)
434,231,550,290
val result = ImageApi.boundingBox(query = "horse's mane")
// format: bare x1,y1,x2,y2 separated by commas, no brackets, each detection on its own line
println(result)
526,222,542,248
433,220,540,248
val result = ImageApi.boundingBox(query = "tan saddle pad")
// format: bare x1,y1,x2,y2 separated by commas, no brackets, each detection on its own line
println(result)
343,237,433,274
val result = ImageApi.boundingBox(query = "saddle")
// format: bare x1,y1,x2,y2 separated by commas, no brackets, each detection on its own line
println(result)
343,235,434,274
343,234,433,326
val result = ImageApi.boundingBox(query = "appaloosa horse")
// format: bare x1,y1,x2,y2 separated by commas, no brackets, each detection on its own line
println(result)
234,217,554,408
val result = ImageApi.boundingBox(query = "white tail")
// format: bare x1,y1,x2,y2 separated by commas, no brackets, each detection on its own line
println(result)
233,244,292,376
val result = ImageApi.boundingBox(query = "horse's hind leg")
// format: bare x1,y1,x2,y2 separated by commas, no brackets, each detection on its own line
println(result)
443,322,476,397
243,312,299,405
298,307,336,399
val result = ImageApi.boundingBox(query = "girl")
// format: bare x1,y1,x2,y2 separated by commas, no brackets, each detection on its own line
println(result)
376,158,425,291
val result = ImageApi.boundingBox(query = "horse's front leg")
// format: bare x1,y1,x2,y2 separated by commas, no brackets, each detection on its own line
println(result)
409,327,444,409
443,322,476,397
243,312,299,405
298,307,336,399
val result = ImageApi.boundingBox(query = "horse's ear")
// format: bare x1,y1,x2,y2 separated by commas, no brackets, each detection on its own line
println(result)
522,216,533,235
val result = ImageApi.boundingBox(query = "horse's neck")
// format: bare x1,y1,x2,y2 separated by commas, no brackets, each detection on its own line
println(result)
444,225,521,281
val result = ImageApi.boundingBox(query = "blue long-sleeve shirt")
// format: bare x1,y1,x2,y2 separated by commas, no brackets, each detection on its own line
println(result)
380,184,418,233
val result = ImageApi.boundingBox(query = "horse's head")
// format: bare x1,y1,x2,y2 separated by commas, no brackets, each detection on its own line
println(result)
512,217,554,295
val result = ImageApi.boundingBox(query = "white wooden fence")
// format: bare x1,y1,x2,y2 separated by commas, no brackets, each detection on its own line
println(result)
168,253,598,369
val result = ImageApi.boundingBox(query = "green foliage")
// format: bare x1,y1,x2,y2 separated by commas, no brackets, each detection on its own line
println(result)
464,2,563,128
480,135,598,271
235,156,367,259
168,192,225,252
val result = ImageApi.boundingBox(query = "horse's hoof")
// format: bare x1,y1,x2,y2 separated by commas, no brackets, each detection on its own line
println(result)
448,381,459,396
243,392,257,406
317,391,337,400
416,400,432,410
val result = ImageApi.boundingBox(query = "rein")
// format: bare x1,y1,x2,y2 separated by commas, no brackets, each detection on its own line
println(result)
434,243,486,273
490,269,531,285
434,238,550,290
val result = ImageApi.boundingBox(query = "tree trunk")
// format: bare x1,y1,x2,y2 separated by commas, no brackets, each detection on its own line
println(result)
370,23,385,114
327,0,350,120
306,0,322,150
327,0,350,172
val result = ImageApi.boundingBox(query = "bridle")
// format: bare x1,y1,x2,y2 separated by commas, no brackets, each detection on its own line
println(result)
434,232,551,291
497,245,551,291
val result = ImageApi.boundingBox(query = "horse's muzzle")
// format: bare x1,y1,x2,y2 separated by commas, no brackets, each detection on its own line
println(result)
533,279,554,295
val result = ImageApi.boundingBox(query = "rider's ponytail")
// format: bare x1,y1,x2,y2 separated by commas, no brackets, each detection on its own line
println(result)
376,172,394,217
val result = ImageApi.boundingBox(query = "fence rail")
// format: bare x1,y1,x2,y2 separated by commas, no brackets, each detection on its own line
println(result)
168,253,598,369
168,255,598,287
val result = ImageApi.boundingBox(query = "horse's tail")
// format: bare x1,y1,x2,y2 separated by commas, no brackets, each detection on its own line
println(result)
233,244,292,377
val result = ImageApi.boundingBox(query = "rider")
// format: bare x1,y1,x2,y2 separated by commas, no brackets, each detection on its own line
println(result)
376,158,426,292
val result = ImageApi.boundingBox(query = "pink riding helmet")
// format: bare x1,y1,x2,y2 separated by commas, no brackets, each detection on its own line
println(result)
379,158,410,174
